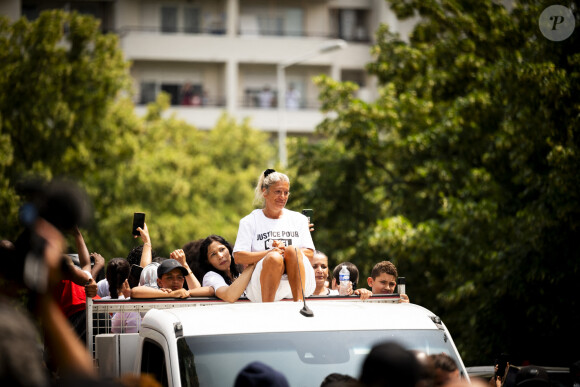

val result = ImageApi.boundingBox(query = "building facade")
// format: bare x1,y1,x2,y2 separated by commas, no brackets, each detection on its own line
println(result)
2,0,417,134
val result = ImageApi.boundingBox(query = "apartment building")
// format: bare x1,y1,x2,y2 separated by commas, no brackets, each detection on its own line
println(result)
3,1,417,135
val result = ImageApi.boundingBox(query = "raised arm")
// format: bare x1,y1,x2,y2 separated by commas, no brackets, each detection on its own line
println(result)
136,223,152,268
215,264,255,303
170,249,201,290
72,226,91,273
90,252,105,279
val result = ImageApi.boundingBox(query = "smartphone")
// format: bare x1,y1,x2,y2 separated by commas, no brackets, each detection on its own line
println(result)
397,277,406,295
301,209,313,223
128,264,143,288
132,212,145,236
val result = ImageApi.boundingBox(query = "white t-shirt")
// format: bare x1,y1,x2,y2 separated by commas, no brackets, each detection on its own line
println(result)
202,271,247,298
202,271,229,292
233,208,314,253
233,208,315,302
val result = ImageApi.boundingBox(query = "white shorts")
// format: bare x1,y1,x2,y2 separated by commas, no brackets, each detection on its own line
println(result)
245,253,315,302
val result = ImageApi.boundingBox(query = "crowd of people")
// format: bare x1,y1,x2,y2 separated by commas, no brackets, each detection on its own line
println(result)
232,343,560,387
3,171,572,387
123,169,409,305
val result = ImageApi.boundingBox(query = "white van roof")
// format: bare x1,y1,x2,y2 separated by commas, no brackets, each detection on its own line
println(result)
141,300,445,337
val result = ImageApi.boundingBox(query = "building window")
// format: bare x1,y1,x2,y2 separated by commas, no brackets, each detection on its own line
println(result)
331,9,370,42
140,82,157,105
159,5,223,34
240,7,303,36
140,82,220,107
341,69,366,87
160,84,181,106
161,6,178,33
22,4,40,21
184,7,201,34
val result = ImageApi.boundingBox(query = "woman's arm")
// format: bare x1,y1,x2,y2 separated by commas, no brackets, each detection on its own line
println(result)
136,223,152,268
188,286,215,297
233,250,268,265
215,264,256,303
72,226,91,273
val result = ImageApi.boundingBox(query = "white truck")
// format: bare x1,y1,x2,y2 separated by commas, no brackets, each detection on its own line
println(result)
87,295,469,386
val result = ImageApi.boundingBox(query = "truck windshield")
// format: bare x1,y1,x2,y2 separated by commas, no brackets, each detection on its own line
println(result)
177,329,461,387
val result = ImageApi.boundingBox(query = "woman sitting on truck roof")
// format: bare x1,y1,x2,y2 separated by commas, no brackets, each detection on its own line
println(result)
232,169,315,302
199,235,256,303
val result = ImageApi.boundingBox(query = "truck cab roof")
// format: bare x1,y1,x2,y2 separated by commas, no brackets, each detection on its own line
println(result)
143,299,444,337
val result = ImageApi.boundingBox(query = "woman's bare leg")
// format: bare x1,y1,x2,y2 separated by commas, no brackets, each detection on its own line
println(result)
260,252,285,302
284,246,306,301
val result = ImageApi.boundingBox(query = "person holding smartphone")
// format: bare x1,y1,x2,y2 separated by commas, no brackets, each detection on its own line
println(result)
233,169,315,302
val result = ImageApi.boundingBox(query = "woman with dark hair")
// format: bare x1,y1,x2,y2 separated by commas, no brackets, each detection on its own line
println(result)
233,169,315,303
105,258,131,299
103,258,141,332
199,235,256,303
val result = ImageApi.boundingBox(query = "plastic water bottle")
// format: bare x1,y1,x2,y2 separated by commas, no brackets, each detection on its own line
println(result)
339,265,350,296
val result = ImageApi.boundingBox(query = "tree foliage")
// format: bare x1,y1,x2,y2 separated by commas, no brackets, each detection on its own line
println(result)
291,0,579,365
0,10,133,235
0,11,274,260
88,96,274,258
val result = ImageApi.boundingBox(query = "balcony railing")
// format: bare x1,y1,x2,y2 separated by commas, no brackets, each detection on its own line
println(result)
117,25,226,36
240,95,321,110
116,25,370,42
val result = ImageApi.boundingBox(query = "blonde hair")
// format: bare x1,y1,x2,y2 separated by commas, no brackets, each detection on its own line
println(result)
253,169,290,207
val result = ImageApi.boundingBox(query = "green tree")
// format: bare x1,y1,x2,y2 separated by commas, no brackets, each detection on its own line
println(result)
0,10,134,239
0,11,275,263
88,94,274,259
291,0,579,365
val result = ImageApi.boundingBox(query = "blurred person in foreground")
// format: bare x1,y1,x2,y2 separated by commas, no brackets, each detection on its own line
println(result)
1,178,97,385
429,353,461,387
359,341,421,387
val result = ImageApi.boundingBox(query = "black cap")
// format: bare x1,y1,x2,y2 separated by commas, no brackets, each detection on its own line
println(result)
157,259,188,278
516,365,549,386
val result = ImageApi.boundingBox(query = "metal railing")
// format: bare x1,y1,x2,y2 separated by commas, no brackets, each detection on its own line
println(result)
115,26,371,43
